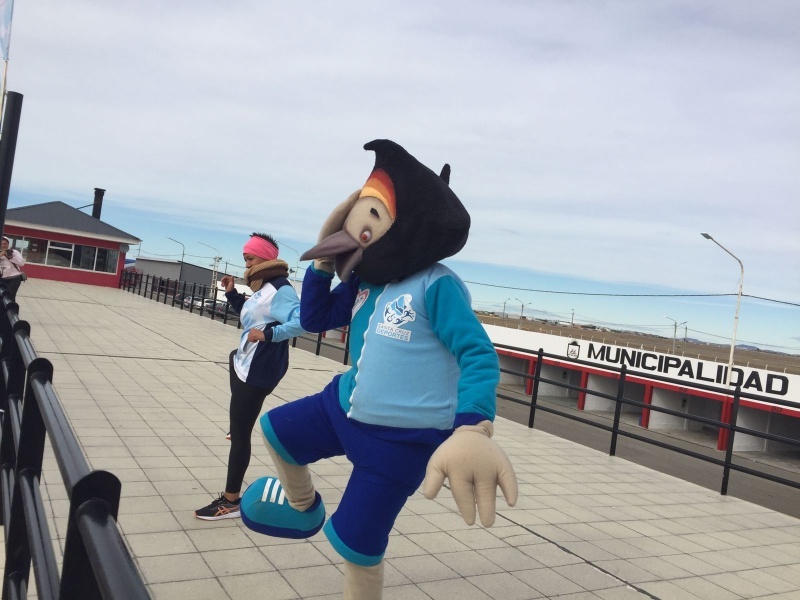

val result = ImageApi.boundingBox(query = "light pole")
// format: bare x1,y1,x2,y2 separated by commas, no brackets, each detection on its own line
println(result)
501,298,512,321
664,316,686,355
515,298,531,329
701,232,744,387
276,240,301,287
166,237,185,282
198,242,222,295
571,309,574,326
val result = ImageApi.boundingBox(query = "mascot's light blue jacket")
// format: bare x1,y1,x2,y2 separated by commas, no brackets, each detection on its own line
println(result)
301,263,499,434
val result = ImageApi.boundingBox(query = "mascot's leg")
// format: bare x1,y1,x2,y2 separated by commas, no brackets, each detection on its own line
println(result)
239,423,326,538
263,432,316,511
240,382,345,539
343,560,384,600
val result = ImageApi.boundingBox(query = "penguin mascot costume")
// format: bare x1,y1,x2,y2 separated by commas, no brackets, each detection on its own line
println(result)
241,139,518,599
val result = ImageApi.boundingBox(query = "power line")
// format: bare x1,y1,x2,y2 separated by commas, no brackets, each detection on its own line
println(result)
463,280,799,307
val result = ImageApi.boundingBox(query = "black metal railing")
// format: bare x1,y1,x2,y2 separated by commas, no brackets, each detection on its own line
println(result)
0,290,150,599
495,343,800,496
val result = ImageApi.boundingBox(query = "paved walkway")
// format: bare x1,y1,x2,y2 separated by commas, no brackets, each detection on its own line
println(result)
5,279,800,599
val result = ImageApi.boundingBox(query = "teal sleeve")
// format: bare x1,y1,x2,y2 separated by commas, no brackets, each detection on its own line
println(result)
427,275,499,424
269,285,305,343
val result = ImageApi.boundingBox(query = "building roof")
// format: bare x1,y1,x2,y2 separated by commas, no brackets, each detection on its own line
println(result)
5,201,141,244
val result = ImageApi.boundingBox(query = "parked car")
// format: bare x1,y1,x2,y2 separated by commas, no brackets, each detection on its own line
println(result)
213,300,239,319
202,299,221,313
183,296,205,309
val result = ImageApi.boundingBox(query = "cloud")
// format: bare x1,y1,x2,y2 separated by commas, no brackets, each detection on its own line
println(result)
6,0,799,312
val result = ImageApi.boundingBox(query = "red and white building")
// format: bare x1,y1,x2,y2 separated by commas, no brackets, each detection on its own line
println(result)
488,325,800,454
3,189,140,288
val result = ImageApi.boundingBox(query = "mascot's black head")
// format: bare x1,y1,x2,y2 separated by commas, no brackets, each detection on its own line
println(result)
353,139,470,284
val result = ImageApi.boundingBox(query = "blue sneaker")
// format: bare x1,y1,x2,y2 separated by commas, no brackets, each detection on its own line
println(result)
240,476,325,539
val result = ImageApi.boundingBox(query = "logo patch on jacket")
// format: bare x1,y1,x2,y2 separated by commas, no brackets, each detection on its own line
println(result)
376,294,415,341
353,289,370,317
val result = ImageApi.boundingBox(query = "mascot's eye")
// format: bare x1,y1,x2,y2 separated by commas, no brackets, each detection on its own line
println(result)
360,230,372,243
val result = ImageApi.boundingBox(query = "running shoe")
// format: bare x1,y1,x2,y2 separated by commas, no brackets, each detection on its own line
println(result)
195,493,241,520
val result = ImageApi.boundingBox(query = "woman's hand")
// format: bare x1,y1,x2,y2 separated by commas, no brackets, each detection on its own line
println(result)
220,275,235,293
246,328,266,343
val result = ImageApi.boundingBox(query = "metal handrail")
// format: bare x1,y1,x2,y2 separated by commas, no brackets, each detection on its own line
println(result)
0,290,150,599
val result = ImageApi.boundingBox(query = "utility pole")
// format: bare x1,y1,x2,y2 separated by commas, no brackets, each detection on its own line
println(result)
665,316,686,355
199,242,222,296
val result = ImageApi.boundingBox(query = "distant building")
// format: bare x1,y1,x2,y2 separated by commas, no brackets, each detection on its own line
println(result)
131,256,225,298
3,189,140,287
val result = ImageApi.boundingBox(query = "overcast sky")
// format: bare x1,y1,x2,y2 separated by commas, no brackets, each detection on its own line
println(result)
4,1,799,348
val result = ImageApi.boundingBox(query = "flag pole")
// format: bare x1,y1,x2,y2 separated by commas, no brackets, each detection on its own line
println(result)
0,60,8,132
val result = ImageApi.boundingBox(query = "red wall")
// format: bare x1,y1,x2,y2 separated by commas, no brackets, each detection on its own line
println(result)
5,225,128,288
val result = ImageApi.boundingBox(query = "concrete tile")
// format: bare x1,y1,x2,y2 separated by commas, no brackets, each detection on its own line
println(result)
186,526,255,551
406,532,471,554
126,531,196,557
118,511,182,535
149,579,228,600
137,552,213,584
204,547,275,577
467,572,542,600
279,565,344,598
480,546,547,572
553,563,621,591
260,541,332,570
512,567,585,596
671,576,743,599
437,550,506,577
517,543,584,568
418,577,494,600
388,555,460,583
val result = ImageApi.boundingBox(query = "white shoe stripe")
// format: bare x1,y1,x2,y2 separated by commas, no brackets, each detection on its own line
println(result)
270,480,282,503
262,477,275,502
277,488,285,505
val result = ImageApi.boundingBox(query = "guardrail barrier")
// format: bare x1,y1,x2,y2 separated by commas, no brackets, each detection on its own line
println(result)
0,290,150,599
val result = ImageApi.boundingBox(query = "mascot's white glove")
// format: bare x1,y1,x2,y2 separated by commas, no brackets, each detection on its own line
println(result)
312,190,361,273
423,421,518,526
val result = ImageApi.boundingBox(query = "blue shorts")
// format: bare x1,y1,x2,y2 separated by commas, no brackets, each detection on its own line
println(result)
261,376,441,566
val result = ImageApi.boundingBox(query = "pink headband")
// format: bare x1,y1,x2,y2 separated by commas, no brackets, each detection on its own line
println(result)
243,236,278,261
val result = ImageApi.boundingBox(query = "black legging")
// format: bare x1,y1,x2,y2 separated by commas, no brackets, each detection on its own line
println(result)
225,350,275,494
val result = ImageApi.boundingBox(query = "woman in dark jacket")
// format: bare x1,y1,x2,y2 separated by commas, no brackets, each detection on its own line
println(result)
195,233,305,520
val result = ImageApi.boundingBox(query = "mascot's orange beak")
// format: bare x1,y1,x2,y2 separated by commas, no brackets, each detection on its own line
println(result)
301,230,363,282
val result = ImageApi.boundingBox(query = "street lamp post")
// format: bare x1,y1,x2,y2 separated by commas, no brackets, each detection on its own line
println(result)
515,298,531,329
166,237,185,282
701,232,744,387
198,242,222,296
664,316,687,355
501,298,512,322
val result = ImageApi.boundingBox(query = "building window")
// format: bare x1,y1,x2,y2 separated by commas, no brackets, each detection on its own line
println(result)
16,236,121,273
23,237,48,264
95,248,118,273
45,241,73,268
72,245,97,270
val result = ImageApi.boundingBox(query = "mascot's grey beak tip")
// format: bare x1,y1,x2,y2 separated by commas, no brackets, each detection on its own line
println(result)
302,230,364,280
301,231,359,262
